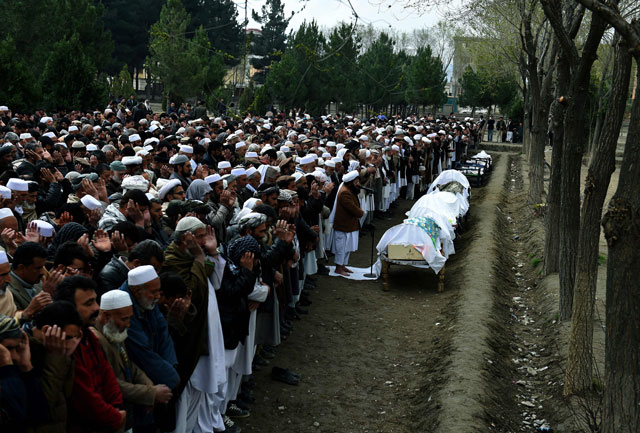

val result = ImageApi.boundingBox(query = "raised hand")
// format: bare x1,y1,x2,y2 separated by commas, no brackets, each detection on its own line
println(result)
42,325,66,356
81,178,99,198
40,168,56,184
126,200,145,226
16,330,33,372
203,225,217,255
92,229,112,253
181,231,203,259
58,211,73,227
88,208,102,227
96,178,108,202
220,190,234,208
42,268,64,295
110,230,128,253
77,233,95,258
240,252,254,270
323,182,334,194
23,291,52,320
25,222,43,244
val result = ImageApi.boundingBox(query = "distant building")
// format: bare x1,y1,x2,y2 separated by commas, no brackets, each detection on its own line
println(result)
450,36,486,99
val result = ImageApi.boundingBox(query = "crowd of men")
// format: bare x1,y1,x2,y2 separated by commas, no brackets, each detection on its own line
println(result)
0,102,482,433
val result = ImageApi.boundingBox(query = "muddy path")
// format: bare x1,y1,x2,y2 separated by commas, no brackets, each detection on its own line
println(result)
238,174,494,433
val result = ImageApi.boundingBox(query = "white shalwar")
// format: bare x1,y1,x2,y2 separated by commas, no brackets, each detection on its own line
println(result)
223,281,269,412
187,256,228,433
332,230,359,266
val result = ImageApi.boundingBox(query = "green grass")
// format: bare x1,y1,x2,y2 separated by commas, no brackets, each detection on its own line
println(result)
531,257,541,268
598,254,607,266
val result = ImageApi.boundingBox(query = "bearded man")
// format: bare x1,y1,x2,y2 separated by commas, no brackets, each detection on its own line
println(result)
329,170,364,276
120,266,180,394
92,290,173,431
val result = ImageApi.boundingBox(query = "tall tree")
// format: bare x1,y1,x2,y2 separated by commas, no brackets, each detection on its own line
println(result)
564,31,631,395
102,0,163,74
40,33,108,111
571,1,640,430
405,45,447,112
251,0,293,76
0,39,38,112
541,0,608,320
326,22,361,113
110,65,136,101
358,32,403,111
458,66,485,114
183,0,244,65
148,0,199,105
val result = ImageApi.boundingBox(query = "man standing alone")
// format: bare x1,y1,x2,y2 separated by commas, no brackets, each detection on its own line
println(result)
330,171,364,276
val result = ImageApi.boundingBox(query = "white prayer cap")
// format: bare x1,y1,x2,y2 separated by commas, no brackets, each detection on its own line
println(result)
343,170,359,183
205,174,221,184
438,130,446,135
245,151,258,159
299,155,314,165
41,116,53,124
0,185,11,199
148,124,159,133
331,157,342,164
71,141,86,149
336,143,345,151
122,156,143,166
325,160,335,168
43,132,56,139
235,141,246,150
0,106,8,111
81,195,102,211
128,265,158,287
336,148,348,160
218,161,231,169
391,145,400,151
143,144,154,152
310,153,318,160
86,144,99,151
292,172,304,182
136,149,148,157
280,146,290,153
144,138,158,146
32,220,54,237
0,251,7,265
322,152,331,159
7,178,28,192
100,290,133,310
19,133,33,140
175,216,206,232
93,125,101,131
158,179,181,199
0,208,14,220
176,127,186,135
68,126,79,132
179,145,193,154
129,134,141,142
231,168,246,177
359,135,369,141
121,175,149,192
169,154,189,165
284,140,293,146
262,123,271,131
245,167,258,177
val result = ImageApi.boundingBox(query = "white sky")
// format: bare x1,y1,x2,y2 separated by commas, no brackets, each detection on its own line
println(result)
241,0,460,33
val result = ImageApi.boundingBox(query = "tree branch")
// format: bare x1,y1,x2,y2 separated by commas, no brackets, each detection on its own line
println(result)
540,0,580,63
575,0,640,51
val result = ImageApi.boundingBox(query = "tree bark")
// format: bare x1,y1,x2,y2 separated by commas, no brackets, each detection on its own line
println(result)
547,8,607,321
564,34,631,395
601,57,640,433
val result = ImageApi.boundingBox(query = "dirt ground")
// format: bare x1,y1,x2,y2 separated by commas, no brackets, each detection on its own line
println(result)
237,185,488,433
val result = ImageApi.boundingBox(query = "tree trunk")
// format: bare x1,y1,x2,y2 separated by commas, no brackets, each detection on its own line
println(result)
588,47,613,159
543,46,569,276
601,57,640,433
564,35,631,395
528,109,548,203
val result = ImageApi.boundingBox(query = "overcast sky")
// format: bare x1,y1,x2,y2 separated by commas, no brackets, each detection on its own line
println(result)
242,0,458,33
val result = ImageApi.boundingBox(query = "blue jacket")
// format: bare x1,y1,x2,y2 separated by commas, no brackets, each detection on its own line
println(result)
120,282,180,390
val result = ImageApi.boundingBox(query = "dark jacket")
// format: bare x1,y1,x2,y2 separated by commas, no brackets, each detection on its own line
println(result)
98,256,129,297
120,282,180,391
216,263,256,350
162,242,214,392
333,185,364,232
0,365,48,433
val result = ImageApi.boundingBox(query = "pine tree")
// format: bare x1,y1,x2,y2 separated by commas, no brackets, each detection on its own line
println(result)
251,0,292,75
110,65,136,101
406,45,447,112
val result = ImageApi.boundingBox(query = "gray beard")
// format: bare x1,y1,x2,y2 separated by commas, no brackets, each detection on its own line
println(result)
103,320,128,344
